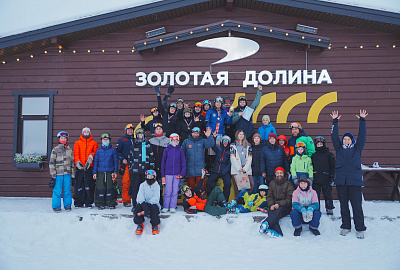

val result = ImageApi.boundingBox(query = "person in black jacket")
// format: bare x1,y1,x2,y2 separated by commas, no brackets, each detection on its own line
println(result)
178,108,196,143
139,106,163,136
193,102,206,132
330,110,368,239
311,136,335,215
260,133,290,186
154,86,179,137
206,135,232,201
251,133,265,193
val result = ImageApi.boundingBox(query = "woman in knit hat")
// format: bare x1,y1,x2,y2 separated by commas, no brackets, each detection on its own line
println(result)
257,115,277,143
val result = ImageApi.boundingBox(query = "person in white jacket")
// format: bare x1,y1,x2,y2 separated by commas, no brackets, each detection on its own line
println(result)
230,129,254,196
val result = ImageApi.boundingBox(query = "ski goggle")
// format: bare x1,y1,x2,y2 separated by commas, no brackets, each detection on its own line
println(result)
169,135,180,141
135,128,144,135
181,185,191,193
203,100,211,105
222,139,230,143
289,122,302,130
57,131,69,139
315,136,325,143
296,142,306,148
101,133,111,139
125,124,134,130
194,102,202,107
224,99,231,104
145,170,157,177
150,107,158,113
192,127,201,133
176,98,184,104
154,123,163,128
169,103,177,108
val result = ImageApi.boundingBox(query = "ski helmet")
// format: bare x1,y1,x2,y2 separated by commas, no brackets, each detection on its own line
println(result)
57,131,69,139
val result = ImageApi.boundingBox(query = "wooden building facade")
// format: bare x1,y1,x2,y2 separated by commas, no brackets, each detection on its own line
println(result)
0,0,399,199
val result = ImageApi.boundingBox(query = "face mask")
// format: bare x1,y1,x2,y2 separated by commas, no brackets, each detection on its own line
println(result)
83,134,90,139
59,138,67,145
146,178,155,185
102,141,110,147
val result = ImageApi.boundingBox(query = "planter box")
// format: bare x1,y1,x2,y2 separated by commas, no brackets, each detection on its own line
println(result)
15,162,44,171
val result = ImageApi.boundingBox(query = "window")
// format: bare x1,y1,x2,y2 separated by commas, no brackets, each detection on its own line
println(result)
12,91,57,164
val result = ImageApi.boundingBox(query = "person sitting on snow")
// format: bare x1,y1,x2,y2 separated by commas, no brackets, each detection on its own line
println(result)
234,185,268,213
134,170,161,235
290,175,321,236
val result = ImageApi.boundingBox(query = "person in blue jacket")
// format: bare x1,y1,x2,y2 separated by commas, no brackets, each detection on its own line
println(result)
206,135,232,201
331,109,368,239
205,96,232,140
93,133,119,210
257,115,277,143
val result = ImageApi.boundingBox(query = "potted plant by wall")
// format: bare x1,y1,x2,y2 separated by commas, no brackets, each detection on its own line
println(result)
14,153,44,171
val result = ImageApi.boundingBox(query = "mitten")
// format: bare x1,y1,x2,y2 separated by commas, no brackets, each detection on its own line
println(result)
49,178,56,189
167,85,175,95
301,207,308,221
76,161,84,170
248,200,254,207
307,206,314,220
153,86,161,95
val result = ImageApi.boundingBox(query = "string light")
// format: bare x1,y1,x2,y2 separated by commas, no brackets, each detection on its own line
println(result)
301,36,305,40
253,27,257,30
269,29,272,32
360,45,363,49
73,50,76,53
344,46,347,49
221,23,224,27
44,51,48,54
88,50,91,53
206,28,209,31
175,36,178,40
30,55,34,58
117,50,120,53
318,39,321,42
393,45,396,48
376,45,380,48
102,49,105,53
190,31,193,34
159,38,163,42
17,58,20,61
59,50,62,53
237,25,241,28
285,33,288,36
144,42,147,45
2,61,5,64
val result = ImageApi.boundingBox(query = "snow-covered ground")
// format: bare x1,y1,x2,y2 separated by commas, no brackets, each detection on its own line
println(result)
1,197,399,270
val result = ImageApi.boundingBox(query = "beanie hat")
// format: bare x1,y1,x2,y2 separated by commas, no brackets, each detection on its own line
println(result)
275,167,284,173
252,133,262,141
82,127,91,134
268,133,276,140
299,175,310,184
262,115,270,122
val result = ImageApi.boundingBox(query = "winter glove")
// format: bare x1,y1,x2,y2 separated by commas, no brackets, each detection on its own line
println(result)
49,178,56,189
176,175,182,179
153,86,161,95
248,200,254,207
162,177,166,185
76,161,84,170
301,207,308,222
198,189,206,200
167,85,175,95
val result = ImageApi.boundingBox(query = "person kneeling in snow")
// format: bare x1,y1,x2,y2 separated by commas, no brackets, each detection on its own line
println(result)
134,170,161,235
290,175,321,236
235,185,268,213
183,169,236,216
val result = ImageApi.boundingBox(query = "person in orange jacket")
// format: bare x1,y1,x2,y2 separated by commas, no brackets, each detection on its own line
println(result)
73,127,99,208
277,135,290,161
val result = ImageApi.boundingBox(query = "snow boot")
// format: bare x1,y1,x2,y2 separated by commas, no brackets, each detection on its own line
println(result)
340,229,351,236
98,206,105,210
152,225,159,235
259,220,269,234
65,206,72,212
294,227,302,237
53,207,62,213
170,208,176,213
356,231,365,239
161,208,169,213
135,223,144,235
309,227,321,236
265,229,283,238
109,205,116,210
153,86,161,95
123,202,131,207
326,209,334,215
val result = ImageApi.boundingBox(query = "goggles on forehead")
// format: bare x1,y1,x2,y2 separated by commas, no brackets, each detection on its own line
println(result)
151,107,158,113
315,136,325,143
224,100,231,103
289,122,302,129
192,127,201,133
194,102,202,107
222,139,230,142
154,123,163,128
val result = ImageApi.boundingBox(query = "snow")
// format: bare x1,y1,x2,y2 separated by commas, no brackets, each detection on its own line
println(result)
1,197,400,270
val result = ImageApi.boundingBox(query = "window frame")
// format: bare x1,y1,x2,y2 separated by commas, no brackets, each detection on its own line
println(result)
12,91,57,166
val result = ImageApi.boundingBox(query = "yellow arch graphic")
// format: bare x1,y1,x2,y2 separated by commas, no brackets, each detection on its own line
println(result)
307,92,337,123
276,92,306,123
252,93,277,123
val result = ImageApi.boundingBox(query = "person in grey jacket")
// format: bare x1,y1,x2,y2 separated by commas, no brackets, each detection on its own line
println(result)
181,127,214,190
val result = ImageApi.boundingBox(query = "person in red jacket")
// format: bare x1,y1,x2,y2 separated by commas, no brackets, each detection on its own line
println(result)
73,127,99,208
277,135,290,161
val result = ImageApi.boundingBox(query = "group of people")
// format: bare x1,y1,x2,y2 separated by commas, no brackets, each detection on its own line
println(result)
48,85,368,238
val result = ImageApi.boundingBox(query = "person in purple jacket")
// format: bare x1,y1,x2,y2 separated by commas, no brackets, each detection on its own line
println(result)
161,133,186,213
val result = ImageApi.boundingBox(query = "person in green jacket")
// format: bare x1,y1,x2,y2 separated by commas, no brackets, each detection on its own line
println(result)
296,135,316,158
290,142,314,185
235,185,269,213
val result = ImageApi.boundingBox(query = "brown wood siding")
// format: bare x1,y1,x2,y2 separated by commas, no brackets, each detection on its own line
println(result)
0,7,399,199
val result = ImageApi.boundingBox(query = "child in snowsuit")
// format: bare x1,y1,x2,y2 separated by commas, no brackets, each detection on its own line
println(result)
277,135,290,160
235,185,268,213
93,133,119,209
73,127,98,208
311,136,335,215
183,169,236,216
291,142,314,185
161,133,186,213
49,131,76,213
257,115,277,143
134,170,161,235
290,175,321,236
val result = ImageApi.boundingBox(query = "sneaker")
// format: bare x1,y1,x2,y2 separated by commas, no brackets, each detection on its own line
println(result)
152,225,159,235
109,206,116,210
265,229,283,238
65,206,72,212
135,223,144,235
170,208,176,214
309,227,321,236
259,220,269,234
326,209,334,215
161,208,169,213
53,207,62,213
340,229,351,236
98,206,105,210
123,202,132,207
356,231,365,239
294,227,302,237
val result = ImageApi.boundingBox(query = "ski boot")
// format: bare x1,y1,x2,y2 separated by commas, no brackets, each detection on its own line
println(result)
53,207,62,213
265,229,283,238
294,227,302,237
326,209,334,215
135,223,144,235
152,225,159,235
65,206,72,212
309,227,321,236
259,220,269,234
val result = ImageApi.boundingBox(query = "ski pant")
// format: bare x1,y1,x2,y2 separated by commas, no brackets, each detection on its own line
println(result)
232,175,254,197
95,172,117,207
130,173,145,207
264,206,291,236
290,209,321,229
73,167,95,207
134,202,160,226
252,175,264,194
313,182,334,210
52,174,72,209
206,172,232,201
188,176,203,191
336,185,366,232
122,166,131,204
163,175,180,209
204,187,228,216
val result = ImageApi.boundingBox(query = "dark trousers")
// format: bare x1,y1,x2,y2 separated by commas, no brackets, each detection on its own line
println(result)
130,173,145,207
73,167,95,206
203,187,228,216
264,206,291,236
95,171,117,207
336,185,366,232
206,172,232,201
290,209,321,229
313,182,334,210
134,202,160,226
